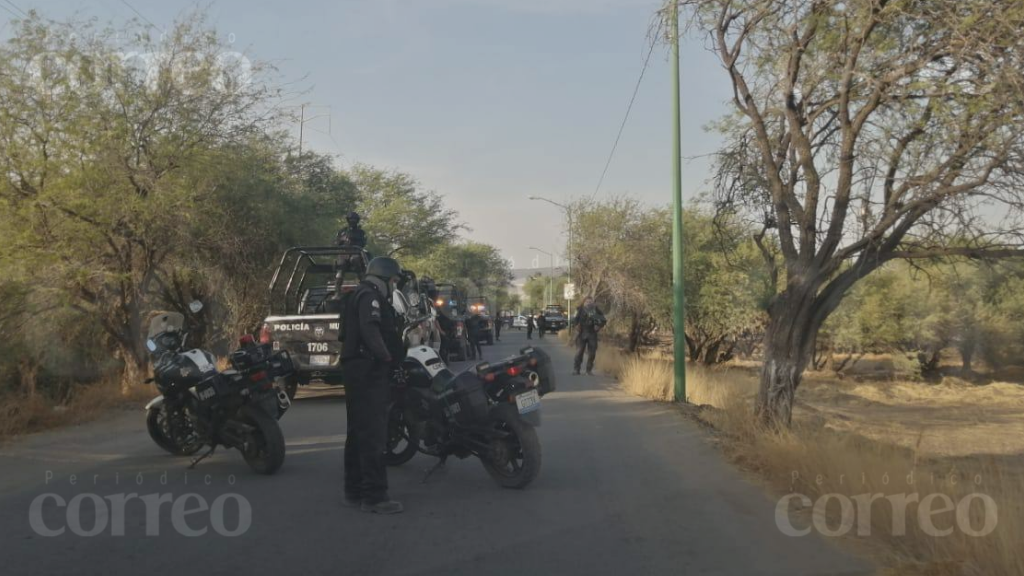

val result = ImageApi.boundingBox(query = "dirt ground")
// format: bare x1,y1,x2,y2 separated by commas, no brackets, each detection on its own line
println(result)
721,358,1024,458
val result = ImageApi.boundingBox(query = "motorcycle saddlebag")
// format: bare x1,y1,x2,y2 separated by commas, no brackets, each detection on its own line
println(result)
521,346,557,397
438,372,489,426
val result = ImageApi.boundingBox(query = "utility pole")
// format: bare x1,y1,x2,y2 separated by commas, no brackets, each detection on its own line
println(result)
670,0,687,402
528,195,573,332
297,104,332,157
529,246,554,306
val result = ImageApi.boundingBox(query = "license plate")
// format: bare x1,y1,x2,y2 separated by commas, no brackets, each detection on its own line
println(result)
515,390,540,414
309,354,332,366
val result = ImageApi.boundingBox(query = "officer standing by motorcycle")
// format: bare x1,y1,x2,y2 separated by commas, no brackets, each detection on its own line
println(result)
340,257,405,514
572,296,606,376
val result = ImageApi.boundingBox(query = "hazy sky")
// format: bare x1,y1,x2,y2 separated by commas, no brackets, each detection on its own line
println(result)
5,0,733,271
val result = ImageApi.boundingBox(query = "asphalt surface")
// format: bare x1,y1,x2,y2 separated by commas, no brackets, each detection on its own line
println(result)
0,330,872,576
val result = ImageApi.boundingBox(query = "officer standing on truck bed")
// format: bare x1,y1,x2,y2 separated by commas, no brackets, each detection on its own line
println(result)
340,257,405,514
336,211,368,249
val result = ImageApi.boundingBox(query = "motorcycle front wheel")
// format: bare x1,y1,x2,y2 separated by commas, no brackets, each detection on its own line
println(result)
238,405,286,474
147,407,203,456
481,405,542,489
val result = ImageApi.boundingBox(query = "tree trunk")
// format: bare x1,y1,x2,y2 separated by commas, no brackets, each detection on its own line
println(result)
117,340,148,395
19,357,38,399
959,344,974,373
756,288,819,427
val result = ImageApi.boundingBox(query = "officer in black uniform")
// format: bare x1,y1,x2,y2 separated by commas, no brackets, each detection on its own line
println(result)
340,256,405,514
335,211,368,249
572,296,606,376
334,212,369,288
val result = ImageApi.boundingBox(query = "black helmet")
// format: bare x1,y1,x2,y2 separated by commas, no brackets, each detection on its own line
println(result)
365,257,401,281
346,211,361,226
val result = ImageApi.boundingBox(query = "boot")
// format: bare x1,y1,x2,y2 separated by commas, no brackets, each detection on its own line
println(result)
361,499,404,515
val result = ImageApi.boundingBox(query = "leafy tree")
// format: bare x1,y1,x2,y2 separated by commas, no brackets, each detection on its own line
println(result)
687,0,1024,425
348,165,462,258
405,240,512,300
683,211,770,364
0,13,284,390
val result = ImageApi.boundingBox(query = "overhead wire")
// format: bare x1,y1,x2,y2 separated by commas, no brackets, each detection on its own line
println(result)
591,18,664,200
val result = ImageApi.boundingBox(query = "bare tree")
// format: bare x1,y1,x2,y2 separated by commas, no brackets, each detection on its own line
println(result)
677,0,1024,425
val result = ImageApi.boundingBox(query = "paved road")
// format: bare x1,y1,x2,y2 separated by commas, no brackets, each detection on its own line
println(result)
0,330,871,576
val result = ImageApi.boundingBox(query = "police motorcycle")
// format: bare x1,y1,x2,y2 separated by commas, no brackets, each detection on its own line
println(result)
144,302,295,474
384,332,556,489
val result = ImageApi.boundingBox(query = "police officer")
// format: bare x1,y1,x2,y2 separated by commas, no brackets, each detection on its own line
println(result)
334,212,370,287
572,296,606,376
466,312,484,360
526,314,535,340
340,257,405,514
335,211,368,249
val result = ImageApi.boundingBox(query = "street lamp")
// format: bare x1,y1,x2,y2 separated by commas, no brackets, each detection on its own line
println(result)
528,246,554,306
528,196,574,332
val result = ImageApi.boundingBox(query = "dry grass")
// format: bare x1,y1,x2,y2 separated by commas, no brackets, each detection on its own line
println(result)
0,379,156,443
594,346,1024,576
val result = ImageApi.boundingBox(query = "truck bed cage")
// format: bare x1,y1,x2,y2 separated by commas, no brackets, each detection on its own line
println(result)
267,246,370,316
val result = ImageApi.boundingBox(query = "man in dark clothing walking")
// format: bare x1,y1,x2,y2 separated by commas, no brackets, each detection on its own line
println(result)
572,296,607,376
494,313,502,341
340,257,405,514
536,312,547,339
466,313,484,359
526,314,535,339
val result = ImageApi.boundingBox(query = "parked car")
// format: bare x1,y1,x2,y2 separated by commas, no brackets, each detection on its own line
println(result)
542,304,568,334
512,315,527,329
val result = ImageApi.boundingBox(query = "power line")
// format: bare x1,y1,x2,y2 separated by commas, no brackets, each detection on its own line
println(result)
2,0,27,17
591,23,661,199
119,0,159,31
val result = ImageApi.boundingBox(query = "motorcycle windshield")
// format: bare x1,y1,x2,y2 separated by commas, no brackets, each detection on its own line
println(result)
147,311,185,339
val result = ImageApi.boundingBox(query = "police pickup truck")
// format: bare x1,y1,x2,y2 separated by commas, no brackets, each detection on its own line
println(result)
260,246,439,399
259,246,368,399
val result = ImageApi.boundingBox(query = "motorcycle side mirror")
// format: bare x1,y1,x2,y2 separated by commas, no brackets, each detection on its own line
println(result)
188,300,204,314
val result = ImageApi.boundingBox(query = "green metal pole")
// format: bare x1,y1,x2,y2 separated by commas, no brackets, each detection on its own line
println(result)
671,1,687,402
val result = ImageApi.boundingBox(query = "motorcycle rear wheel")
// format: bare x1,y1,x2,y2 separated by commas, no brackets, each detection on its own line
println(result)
384,403,419,466
238,405,286,474
481,405,542,489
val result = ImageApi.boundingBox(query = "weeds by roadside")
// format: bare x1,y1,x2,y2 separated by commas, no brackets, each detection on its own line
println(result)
593,344,1024,576
0,380,155,443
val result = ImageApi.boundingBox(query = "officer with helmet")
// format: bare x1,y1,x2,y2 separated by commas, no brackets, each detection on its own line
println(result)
335,211,368,249
340,256,405,514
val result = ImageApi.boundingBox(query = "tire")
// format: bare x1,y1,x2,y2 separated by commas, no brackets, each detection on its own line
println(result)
238,405,286,475
146,407,203,456
481,405,542,489
384,402,419,466
284,377,299,401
